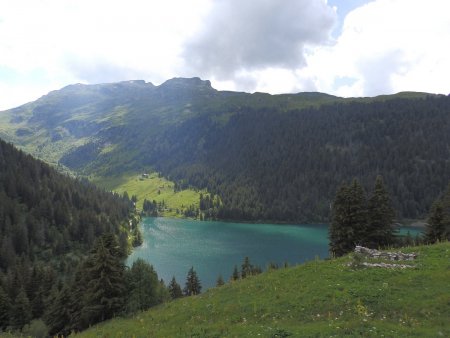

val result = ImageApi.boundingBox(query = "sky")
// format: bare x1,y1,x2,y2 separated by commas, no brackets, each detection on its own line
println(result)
0,0,449,110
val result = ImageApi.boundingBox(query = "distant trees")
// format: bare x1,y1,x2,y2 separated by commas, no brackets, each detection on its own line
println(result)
329,176,396,257
134,94,450,224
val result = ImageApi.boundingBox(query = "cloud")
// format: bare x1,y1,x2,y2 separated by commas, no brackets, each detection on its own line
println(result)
306,0,450,96
0,0,449,110
0,0,210,109
182,0,336,83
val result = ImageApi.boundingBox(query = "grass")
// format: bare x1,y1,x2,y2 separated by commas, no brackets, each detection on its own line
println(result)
76,241,450,337
93,172,202,217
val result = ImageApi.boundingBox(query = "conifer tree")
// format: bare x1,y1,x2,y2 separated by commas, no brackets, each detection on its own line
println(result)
81,235,126,326
168,276,183,299
10,287,32,330
127,259,161,313
0,285,11,330
183,266,201,296
425,201,446,243
241,257,253,279
44,286,72,337
231,265,240,281
216,274,224,287
366,175,395,248
329,179,368,257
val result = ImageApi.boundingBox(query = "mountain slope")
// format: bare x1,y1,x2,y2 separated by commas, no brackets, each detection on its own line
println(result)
0,137,135,331
0,78,449,222
76,242,450,337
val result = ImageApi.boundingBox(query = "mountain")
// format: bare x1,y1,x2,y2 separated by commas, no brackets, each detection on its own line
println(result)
0,78,449,222
76,242,450,337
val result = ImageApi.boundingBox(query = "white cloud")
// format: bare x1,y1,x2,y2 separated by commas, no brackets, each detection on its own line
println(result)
0,0,210,109
306,0,450,96
0,0,448,110
183,0,336,88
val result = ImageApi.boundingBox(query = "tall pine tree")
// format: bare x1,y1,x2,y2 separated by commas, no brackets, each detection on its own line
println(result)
183,267,201,296
168,276,183,299
127,259,164,313
366,175,395,248
329,179,368,257
425,201,446,243
0,285,11,330
81,235,126,326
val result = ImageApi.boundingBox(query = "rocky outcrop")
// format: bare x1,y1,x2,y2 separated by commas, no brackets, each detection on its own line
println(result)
351,246,418,269
354,246,417,261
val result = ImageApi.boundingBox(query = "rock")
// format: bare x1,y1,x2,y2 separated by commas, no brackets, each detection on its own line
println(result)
354,246,417,261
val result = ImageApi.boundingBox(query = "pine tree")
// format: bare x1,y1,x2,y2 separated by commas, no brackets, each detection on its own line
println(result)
216,275,225,287
366,176,395,248
44,286,72,337
425,201,446,243
127,259,161,313
168,276,183,299
0,285,11,330
329,179,368,257
231,265,240,281
241,257,253,279
10,287,32,330
81,235,126,326
329,183,351,257
183,267,201,296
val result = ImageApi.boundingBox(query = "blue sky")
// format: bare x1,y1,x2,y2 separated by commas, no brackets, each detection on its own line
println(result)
0,0,448,110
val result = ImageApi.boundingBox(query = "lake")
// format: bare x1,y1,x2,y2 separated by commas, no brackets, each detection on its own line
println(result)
127,217,423,289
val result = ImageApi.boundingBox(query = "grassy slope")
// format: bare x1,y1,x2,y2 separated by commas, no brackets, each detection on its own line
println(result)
77,242,449,337
93,172,201,217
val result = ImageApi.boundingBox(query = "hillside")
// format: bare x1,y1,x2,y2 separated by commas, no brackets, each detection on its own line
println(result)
1,78,449,222
0,138,135,331
75,242,450,337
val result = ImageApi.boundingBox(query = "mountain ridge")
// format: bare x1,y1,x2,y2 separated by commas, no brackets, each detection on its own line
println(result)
0,77,448,222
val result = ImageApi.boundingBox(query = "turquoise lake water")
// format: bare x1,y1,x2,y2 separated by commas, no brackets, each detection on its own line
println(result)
127,217,423,289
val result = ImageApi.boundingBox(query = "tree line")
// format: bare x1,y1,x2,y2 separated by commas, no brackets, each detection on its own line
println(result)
329,175,450,257
143,95,450,223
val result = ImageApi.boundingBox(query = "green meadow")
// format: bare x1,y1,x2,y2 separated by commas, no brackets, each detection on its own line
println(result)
93,172,202,217
76,242,449,337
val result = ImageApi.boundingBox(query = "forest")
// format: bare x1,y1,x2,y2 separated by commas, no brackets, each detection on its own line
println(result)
141,95,450,222
3,79,450,223
0,139,136,334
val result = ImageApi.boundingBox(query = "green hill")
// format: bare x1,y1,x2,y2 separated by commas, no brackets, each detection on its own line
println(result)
76,242,449,337
1,78,449,222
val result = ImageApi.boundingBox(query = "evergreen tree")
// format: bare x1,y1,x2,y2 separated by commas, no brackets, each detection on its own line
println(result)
425,201,446,243
10,287,32,330
241,257,253,279
44,286,72,337
231,265,240,281
366,176,395,248
31,286,46,319
127,259,162,313
329,179,368,257
81,235,126,326
0,285,11,330
183,267,201,296
168,276,183,299
216,275,224,287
